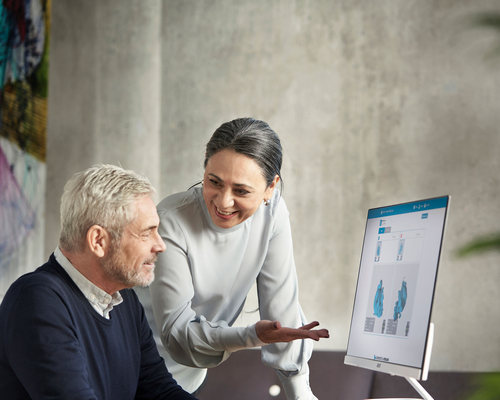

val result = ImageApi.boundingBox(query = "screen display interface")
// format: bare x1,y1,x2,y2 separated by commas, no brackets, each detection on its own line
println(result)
346,196,448,368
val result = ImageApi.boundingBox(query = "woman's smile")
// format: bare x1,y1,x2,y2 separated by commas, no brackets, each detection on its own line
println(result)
215,206,237,218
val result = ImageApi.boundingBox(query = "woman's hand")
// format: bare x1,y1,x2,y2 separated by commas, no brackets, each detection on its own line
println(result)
255,320,330,344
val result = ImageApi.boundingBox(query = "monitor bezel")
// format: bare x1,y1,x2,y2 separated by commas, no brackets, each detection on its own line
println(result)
344,195,449,381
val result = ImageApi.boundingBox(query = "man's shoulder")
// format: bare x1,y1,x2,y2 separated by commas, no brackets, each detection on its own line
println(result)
2,258,71,306
17,258,66,286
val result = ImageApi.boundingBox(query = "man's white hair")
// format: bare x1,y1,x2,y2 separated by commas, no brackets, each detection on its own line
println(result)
59,164,155,252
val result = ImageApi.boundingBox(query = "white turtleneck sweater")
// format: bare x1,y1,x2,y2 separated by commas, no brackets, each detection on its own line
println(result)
150,186,316,399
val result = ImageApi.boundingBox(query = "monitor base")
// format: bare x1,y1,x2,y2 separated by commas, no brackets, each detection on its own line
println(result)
364,376,434,400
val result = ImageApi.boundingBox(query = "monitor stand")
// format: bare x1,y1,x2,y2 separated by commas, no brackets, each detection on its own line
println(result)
403,376,434,400
364,377,434,400
365,323,435,400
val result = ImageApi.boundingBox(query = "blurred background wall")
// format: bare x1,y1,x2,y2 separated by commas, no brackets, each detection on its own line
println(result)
42,0,500,372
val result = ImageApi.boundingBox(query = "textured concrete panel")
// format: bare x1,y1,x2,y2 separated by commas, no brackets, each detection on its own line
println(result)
46,0,162,253
160,0,500,372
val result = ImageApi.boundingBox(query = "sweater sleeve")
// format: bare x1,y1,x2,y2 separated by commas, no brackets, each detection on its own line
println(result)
2,279,99,400
257,200,317,400
132,291,197,400
150,208,264,369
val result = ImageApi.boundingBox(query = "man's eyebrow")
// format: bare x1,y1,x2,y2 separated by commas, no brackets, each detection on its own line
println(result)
135,224,158,234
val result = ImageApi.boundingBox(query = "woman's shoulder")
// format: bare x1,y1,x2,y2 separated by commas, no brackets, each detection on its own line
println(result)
156,186,205,236
253,190,289,233
269,189,289,216
157,186,201,213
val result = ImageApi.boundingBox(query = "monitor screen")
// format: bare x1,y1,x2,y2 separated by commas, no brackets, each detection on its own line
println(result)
345,196,449,380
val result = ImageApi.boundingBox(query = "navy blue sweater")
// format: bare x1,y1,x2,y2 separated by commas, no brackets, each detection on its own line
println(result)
0,255,197,400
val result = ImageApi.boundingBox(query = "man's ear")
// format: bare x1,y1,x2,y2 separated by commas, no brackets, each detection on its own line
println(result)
86,225,110,258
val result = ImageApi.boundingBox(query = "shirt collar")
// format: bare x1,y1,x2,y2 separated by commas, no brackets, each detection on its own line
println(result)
54,246,123,319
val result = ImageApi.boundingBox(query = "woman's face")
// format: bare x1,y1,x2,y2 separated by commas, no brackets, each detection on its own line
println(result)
202,149,278,229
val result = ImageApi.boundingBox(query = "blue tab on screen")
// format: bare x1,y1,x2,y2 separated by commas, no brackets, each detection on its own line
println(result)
367,196,449,219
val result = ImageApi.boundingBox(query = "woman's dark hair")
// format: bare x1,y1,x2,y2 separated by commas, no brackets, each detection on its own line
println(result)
204,118,283,188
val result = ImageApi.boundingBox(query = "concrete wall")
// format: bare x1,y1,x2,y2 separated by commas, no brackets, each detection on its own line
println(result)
46,0,162,248
46,0,500,372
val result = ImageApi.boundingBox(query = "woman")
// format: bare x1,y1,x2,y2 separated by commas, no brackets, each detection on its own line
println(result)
150,118,329,399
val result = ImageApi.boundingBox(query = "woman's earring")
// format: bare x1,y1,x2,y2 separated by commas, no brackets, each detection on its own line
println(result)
264,199,270,206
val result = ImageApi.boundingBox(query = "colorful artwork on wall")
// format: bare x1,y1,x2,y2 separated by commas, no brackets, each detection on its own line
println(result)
0,0,50,298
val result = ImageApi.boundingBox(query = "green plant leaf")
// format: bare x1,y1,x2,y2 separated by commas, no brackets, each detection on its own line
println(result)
466,373,500,400
456,233,500,257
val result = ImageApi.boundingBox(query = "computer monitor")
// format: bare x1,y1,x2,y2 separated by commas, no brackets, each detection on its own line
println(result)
344,196,449,398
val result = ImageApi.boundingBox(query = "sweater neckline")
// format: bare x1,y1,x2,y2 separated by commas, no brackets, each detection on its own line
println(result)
48,256,116,325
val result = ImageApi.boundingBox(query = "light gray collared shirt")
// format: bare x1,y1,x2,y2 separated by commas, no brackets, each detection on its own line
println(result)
54,247,123,319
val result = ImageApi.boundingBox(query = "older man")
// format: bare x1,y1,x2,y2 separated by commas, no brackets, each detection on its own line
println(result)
0,164,196,399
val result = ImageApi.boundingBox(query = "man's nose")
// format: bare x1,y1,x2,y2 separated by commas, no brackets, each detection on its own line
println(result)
153,231,166,253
